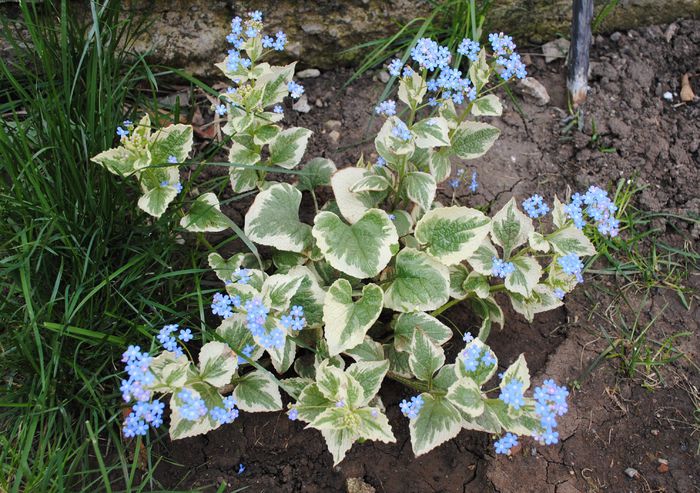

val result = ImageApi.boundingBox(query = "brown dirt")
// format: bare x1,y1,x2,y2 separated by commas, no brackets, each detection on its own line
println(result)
152,19,700,492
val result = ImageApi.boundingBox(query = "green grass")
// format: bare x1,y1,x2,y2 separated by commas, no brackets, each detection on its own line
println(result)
586,179,699,307
345,0,492,89
575,180,698,386
0,1,213,491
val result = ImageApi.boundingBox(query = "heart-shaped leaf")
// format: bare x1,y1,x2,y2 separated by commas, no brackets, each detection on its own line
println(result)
383,248,449,312
323,279,384,356
415,206,491,265
244,183,312,253
312,209,398,279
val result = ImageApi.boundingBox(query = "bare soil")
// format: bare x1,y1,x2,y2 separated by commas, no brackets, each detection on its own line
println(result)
152,20,700,492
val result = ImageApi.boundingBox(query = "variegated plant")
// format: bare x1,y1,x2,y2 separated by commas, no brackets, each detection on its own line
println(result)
101,14,619,466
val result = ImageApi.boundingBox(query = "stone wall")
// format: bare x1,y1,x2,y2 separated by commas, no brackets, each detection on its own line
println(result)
2,0,699,78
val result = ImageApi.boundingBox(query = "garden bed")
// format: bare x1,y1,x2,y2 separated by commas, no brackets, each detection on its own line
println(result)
151,20,699,492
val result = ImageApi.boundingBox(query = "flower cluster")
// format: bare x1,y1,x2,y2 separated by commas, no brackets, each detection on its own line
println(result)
532,379,569,445
488,32,526,80
120,346,162,437
522,194,549,219
287,81,304,99
411,38,451,71
210,395,240,424
157,324,191,356
457,38,480,62
499,379,525,410
494,432,519,455
211,293,306,350
557,253,584,284
564,186,619,237
262,31,287,51
399,395,424,420
391,120,411,141
177,389,208,421
375,99,397,116
211,292,238,319
384,32,526,107
492,257,515,278
460,343,496,372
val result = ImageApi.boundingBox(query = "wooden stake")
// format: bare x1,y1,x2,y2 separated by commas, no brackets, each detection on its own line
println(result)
568,0,594,107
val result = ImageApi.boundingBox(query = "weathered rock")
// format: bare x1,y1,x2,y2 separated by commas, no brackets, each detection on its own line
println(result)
292,94,311,113
519,77,550,105
346,477,375,493
327,130,341,145
297,68,321,78
542,37,570,63
324,119,342,131
378,70,390,83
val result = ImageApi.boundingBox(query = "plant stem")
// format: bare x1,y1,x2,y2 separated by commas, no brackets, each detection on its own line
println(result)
430,297,462,317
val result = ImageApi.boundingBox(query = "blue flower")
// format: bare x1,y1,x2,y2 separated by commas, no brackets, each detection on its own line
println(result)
237,463,246,475
248,10,262,22
215,104,228,116
242,344,254,358
553,288,565,300
120,348,165,437
288,408,299,420
178,328,193,342
399,395,424,420
287,81,304,99
375,157,386,168
167,155,178,164
210,395,239,424
262,35,275,48
497,52,527,80
212,293,234,319
272,31,287,51
492,257,516,278
494,433,519,454
388,58,403,77
522,194,550,218
388,214,396,221
458,38,481,61
469,171,478,193
532,379,569,445
460,343,485,372
231,17,243,35
177,389,208,421
374,99,397,116
582,186,619,237
481,351,497,367
116,126,129,138
157,324,179,352
411,38,451,71
499,379,525,410
273,104,284,114
391,120,411,141
488,32,516,56
449,178,460,189
233,267,251,284
557,254,584,283
123,119,132,127
174,182,183,194
462,332,474,343
335,399,346,408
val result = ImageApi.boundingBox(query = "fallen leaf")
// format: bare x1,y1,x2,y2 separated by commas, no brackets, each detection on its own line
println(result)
680,74,695,102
